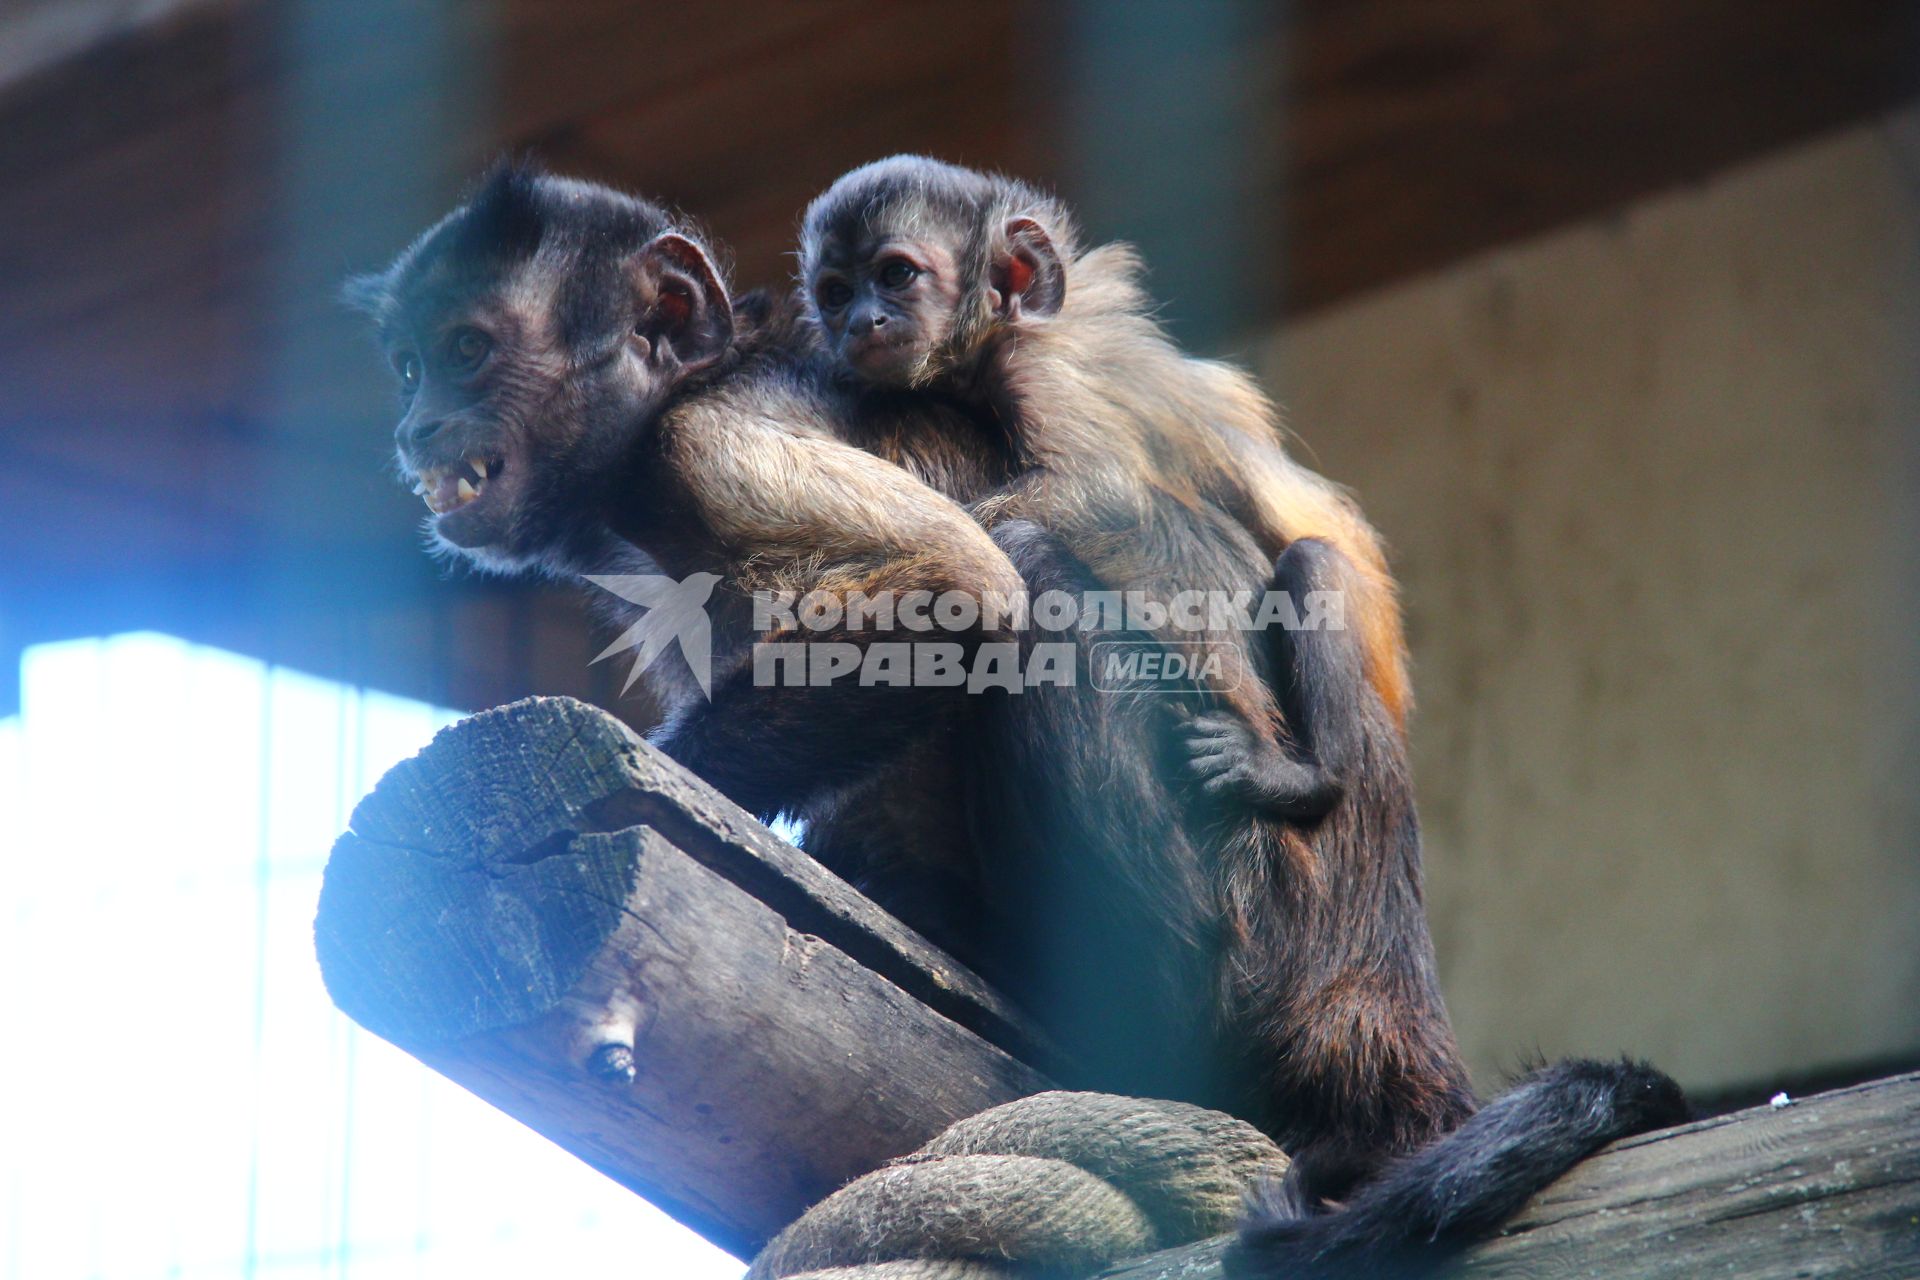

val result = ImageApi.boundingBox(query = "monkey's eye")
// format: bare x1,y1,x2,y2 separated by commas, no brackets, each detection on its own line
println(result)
395,352,423,392
817,279,854,311
878,259,918,289
448,327,492,372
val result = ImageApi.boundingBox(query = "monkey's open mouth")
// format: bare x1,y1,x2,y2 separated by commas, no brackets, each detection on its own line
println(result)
413,455,505,515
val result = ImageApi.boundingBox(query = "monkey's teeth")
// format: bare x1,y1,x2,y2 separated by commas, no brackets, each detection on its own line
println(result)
414,457,497,515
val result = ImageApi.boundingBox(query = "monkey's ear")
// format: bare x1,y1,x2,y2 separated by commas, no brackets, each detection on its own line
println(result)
340,270,392,318
990,217,1065,321
635,232,734,372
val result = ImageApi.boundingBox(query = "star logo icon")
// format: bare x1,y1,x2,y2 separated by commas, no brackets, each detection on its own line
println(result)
584,572,723,697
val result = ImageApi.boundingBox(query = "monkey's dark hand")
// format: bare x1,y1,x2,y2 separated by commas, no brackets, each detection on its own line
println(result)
1183,711,1343,822
1182,711,1266,796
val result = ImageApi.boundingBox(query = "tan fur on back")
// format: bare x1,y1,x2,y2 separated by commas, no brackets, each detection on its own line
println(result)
996,244,1412,729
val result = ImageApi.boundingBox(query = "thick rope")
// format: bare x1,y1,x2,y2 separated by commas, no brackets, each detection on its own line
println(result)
749,1092,1289,1280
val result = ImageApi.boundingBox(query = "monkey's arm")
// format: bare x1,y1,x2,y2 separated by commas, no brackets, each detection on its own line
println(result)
648,400,1025,817
1183,538,1369,822
675,396,1027,603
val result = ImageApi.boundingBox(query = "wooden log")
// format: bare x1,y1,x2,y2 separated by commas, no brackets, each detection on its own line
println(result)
1098,1070,1920,1279
314,695,1055,1260
314,692,1920,1273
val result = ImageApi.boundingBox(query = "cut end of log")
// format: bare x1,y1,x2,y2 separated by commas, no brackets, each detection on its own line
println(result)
314,697,651,1048
312,695,1053,1254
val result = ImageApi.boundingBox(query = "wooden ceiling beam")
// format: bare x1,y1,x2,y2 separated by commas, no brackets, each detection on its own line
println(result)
0,0,1912,606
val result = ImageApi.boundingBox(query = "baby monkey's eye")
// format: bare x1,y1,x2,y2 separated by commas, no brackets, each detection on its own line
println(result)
449,327,492,371
817,279,854,310
396,352,423,392
877,258,918,289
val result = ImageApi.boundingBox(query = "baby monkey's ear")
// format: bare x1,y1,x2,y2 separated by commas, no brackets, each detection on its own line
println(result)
634,232,735,372
989,216,1065,321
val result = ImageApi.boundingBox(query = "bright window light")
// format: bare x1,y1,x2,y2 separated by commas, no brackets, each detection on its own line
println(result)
0,633,745,1280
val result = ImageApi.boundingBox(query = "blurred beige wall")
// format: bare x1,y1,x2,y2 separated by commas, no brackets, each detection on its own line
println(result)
1261,108,1920,1093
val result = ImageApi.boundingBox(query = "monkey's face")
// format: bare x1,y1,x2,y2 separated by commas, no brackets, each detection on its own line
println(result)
807,230,967,388
370,260,618,571
367,227,737,574
378,284,563,567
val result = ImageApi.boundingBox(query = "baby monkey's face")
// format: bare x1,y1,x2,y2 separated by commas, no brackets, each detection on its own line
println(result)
807,224,967,387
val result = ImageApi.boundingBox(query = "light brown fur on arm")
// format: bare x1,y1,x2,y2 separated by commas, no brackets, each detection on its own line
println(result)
665,384,1026,608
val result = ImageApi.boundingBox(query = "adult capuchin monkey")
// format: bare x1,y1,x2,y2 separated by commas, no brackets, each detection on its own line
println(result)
346,163,1226,1105
799,157,1687,1278
346,166,1020,942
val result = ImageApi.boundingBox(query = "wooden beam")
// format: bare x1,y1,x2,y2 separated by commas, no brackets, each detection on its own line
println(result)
1098,1071,1920,1278
522,0,1035,292
313,696,1055,1259
1,0,1913,712
0,0,226,96
12,0,1908,419
314,695,1920,1272
1286,0,1920,311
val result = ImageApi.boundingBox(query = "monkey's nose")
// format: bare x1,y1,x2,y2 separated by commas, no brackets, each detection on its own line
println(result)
851,307,887,335
399,417,446,448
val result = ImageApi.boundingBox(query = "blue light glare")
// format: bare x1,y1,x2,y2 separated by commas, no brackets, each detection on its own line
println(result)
0,633,746,1280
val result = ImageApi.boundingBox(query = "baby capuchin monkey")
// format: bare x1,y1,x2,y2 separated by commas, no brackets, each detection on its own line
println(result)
801,158,1398,823
801,152,1446,1104
800,157,1687,1276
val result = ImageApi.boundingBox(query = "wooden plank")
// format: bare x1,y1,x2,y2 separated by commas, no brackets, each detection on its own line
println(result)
314,696,1057,1257
324,695,1057,1068
5,0,1912,396
1286,0,1920,310
1098,1072,1920,1278
0,0,223,94
0,0,1913,691
529,0,1032,291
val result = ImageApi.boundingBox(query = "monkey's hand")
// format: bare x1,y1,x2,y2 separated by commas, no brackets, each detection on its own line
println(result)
1182,711,1271,798
1182,711,1344,822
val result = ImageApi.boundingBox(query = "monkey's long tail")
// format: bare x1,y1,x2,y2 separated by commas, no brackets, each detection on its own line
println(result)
1225,1057,1690,1280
